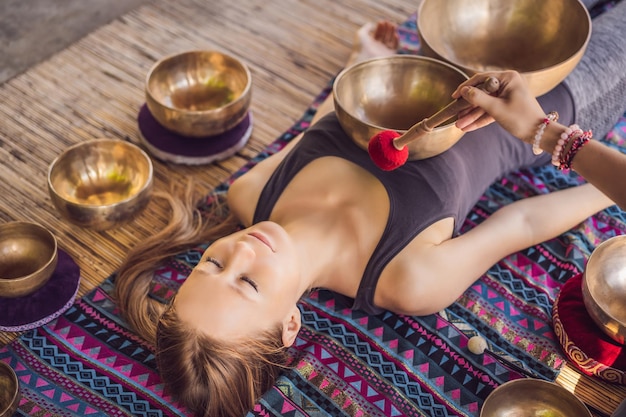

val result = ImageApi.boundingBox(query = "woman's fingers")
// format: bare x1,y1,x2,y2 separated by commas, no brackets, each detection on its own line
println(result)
456,107,495,132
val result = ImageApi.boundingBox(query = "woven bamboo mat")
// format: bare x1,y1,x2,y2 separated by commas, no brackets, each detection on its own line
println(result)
0,0,624,415
0,0,415,336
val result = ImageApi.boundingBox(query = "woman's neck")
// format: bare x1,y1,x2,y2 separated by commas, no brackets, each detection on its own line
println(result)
276,203,381,298
267,157,390,298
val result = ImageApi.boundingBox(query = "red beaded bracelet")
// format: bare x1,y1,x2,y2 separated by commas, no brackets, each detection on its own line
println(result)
559,130,592,170
551,124,581,167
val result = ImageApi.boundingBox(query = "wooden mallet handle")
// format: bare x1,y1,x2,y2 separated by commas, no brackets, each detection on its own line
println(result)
394,77,500,149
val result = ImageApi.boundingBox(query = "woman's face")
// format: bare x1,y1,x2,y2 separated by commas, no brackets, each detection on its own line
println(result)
174,221,303,344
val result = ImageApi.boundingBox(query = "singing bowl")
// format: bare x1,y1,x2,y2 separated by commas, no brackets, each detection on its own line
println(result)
480,379,591,417
146,50,252,137
582,235,626,345
418,0,591,97
333,55,469,160
48,139,153,231
0,222,58,298
0,361,20,417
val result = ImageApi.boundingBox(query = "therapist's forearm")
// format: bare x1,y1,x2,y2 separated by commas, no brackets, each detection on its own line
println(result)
570,140,626,210
541,123,626,210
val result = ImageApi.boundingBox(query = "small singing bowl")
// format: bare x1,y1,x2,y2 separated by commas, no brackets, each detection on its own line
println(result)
333,55,469,160
418,0,591,97
480,379,592,417
0,222,58,298
48,139,153,231
0,361,20,417
146,50,252,137
582,235,626,345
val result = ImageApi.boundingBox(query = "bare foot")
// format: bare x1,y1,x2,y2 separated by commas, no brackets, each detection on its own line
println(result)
347,20,399,67
310,21,399,122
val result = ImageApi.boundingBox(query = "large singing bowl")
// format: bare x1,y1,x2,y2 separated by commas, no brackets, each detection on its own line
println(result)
0,222,58,298
582,235,626,345
146,50,252,137
48,139,154,231
418,0,591,97
333,55,469,160
480,379,592,417
0,361,20,417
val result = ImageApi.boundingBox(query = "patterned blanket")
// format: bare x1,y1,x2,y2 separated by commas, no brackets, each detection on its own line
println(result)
2,12,626,417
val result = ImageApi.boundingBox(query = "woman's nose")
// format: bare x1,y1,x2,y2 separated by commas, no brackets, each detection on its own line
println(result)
231,239,256,263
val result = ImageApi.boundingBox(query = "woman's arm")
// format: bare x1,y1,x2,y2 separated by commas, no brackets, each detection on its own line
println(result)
388,183,614,316
542,122,626,209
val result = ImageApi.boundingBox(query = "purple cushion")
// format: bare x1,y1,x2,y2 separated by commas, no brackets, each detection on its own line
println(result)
137,104,251,158
0,249,80,332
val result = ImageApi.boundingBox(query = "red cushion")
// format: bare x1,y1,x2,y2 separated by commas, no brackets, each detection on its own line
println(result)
553,273,626,384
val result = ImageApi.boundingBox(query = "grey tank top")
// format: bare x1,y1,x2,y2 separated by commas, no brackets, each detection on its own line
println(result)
253,84,573,314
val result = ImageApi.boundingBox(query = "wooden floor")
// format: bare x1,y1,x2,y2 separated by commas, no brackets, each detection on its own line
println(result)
0,0,148,83
0,0,623,415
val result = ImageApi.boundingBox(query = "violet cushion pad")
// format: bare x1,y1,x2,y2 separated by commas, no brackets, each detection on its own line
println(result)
0,249,80,332
138,104,251,157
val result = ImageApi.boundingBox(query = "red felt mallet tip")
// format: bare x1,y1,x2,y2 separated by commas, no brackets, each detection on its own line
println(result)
368,130,408,171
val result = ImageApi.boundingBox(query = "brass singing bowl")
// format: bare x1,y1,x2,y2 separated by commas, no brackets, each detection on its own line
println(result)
480,379,592,417
48,139,153,231
418,0,591,97
582,235,626,345
146,50,252,137
0,222,57,299
333,55,469,160
0,361,20,417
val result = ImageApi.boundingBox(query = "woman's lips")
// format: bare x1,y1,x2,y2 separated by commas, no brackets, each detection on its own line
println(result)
248,232,274,252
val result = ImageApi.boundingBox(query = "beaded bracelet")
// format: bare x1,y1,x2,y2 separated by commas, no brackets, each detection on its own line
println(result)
560,130,592,170
533,111,559,155
551,124,581,167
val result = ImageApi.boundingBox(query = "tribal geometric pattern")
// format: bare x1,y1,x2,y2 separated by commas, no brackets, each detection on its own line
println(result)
2,9,625,417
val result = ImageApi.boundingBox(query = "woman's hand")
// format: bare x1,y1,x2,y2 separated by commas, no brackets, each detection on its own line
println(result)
451,70,546,144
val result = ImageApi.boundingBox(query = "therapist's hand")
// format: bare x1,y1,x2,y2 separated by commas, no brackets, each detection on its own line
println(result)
452,70,546,144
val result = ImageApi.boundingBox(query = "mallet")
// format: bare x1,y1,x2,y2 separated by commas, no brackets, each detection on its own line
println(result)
467,335,544,380
368,77,500,171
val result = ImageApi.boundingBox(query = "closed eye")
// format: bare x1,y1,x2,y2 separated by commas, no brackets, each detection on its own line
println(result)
205,257,223,268
240,276,258,292
205,257,258,292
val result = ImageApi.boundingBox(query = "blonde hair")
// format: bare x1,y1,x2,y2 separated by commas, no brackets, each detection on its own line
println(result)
114,182,289,417
157,306,287,417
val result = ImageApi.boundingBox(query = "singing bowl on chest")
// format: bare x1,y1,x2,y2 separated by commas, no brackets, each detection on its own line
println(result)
333,55,469,160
